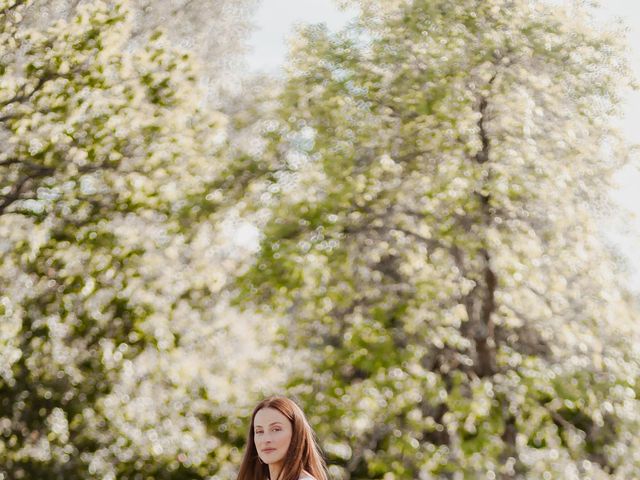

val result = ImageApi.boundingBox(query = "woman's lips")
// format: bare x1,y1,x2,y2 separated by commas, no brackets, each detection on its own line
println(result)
262,448,276,453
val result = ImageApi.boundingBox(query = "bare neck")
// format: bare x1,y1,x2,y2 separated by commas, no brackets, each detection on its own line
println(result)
268,461,283,480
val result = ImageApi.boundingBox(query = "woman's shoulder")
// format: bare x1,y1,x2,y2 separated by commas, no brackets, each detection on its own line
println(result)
299,473,316,480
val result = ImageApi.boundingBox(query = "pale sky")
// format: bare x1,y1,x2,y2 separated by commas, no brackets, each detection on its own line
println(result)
246,0,640,289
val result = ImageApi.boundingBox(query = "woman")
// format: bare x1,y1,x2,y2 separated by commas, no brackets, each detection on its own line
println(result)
236,396,328,480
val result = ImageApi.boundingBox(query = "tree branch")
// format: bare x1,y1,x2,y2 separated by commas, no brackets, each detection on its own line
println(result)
0,0,27,16
0,71,64,109
0,174,32,215
0,158,22,167
0,160,56,215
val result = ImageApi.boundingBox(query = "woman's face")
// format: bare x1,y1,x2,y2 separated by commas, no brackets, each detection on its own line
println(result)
254,407,293,468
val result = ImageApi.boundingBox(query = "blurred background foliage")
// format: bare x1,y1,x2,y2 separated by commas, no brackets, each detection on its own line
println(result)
1,0,639,479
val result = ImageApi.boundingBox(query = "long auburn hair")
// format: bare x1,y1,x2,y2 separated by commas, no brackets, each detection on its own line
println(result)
236,396,328,480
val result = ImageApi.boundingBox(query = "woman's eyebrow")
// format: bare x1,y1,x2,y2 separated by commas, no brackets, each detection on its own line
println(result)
254,421,283,429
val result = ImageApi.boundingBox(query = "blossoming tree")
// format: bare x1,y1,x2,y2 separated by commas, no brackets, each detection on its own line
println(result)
237,1,640,478
0,1,271,478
